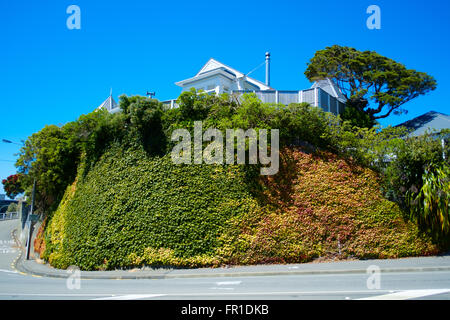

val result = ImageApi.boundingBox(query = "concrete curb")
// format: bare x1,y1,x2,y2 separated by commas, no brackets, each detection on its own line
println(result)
16,262,450,280
12,229,450,280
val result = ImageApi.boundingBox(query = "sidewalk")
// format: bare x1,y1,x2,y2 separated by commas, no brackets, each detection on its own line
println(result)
14,244,450,280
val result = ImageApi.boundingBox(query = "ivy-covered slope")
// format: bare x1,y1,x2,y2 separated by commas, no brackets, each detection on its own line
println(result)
218,148,439,264
37,143,439,270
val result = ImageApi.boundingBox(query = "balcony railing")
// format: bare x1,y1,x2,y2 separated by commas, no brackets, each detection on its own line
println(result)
161,87,345,115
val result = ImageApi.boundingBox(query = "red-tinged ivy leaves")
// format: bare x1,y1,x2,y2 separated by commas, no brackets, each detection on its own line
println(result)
219,147,439,264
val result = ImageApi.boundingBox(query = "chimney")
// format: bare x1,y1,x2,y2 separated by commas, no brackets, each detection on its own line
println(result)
265,52,271,87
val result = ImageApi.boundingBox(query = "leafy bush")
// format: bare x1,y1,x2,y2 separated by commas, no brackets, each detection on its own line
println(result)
383,132,447,206
340,103,376,129
407,162,449,240
6,203,18,213
15,109,112,213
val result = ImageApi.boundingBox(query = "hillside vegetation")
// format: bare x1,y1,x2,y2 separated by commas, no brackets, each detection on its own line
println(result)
25,91,447,270
37,143,438,270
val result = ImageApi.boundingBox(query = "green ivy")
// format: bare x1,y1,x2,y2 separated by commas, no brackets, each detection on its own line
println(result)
42,142,261,270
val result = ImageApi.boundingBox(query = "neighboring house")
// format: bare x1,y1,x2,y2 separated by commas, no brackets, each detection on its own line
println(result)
395,111,450,137
97,53,347,115
97,93,120,114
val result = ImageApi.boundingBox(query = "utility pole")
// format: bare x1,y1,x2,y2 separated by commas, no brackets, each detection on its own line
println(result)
25,179,36,260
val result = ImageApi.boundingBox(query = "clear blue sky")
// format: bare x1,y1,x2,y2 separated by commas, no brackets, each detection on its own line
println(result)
1,0,449,196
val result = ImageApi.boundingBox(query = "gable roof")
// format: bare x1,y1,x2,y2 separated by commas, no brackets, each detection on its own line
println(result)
196,58,245,78
176,58,273,90
97,95,119,111
396,111,450,136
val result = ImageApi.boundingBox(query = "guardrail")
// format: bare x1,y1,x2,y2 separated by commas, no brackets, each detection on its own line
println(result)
0,212,19,221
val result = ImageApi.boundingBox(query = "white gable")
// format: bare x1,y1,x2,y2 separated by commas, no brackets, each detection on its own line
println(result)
196,58,244,78
176,58,272,92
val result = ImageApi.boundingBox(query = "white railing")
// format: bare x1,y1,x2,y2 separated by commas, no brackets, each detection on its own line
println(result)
161,99,179,109
0,212,19,221
231,89,317,106
161,88,345,115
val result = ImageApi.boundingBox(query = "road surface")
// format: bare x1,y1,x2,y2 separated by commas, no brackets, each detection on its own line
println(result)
1,219,449,300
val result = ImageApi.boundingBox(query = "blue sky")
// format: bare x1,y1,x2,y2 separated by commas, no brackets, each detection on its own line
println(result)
1,0,449,196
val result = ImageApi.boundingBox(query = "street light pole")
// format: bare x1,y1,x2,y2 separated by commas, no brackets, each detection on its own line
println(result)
2,139,22,146
25,179,36,260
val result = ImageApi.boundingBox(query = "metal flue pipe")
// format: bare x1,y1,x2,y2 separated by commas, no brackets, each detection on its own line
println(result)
265,52,270,86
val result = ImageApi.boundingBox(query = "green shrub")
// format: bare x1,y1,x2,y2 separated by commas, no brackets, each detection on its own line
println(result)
407,162,449,240
41,142,262,270
383,132,447,206
6,203,18,213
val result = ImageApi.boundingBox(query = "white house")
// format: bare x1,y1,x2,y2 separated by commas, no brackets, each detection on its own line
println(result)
162,53,346,115
174,56,273,95
98,53,347,115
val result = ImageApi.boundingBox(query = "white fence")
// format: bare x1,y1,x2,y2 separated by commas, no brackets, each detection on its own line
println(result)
0,212,19,221
162,88,345,115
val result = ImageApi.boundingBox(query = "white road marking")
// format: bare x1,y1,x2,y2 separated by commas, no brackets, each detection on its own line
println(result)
1,289,448,300
209,280,242,290
358,289,450,300
0,293,119,297
93,294,167,300
0,269,17,274
215,281,242,286
0,290,388,298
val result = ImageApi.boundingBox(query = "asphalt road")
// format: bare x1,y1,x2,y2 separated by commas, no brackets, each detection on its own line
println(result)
1,219,449,300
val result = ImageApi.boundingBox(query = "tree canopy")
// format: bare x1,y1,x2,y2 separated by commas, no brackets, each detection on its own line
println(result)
305,45,437,121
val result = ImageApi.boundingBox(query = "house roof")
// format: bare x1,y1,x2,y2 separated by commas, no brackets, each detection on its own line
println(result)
97,95,119,111
175,68,238,86
396,111,450,136
175,58,273,90
311,78,346,102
